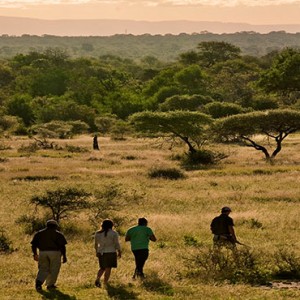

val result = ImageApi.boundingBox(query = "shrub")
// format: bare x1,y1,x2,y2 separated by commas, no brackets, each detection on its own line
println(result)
0,229,14,253
65,144,89,153
148,167,186,180
274,248,300,279
12,175,59,182
16,215,46,235
181,149,227,168
185,247,270,285
30,187,92,222
184,235,202,247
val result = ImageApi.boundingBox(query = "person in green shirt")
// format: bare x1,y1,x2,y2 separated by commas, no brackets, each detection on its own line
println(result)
125,218,157,279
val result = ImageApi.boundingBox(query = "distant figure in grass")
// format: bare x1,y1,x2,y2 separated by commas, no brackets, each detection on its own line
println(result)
94,219,121,287
210,207,238,249
125,217,157,279
31,219,67,292
93,134,100,150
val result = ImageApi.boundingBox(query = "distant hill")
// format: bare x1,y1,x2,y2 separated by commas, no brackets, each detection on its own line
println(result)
1,31,300,61
1,16,300,36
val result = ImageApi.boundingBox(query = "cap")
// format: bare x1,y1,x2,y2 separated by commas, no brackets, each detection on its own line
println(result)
46,219,59,227
221,207,232,213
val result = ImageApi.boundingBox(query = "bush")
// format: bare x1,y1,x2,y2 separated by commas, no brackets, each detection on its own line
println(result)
16,215,46,235
66,144,89,153
185,247,270,285
148,167,186,180
274,248,300,279
11,175,59,182
182,149,227,168
0,229,14,253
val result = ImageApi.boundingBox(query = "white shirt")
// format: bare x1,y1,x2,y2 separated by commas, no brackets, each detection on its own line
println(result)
94,229,121,255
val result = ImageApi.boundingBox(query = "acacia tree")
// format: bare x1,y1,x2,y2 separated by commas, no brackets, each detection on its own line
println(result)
30,188,92,222
214,109,300,161
129,110,212,153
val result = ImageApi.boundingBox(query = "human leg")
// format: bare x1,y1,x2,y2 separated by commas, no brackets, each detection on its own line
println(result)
36,251,50,288
132,249,149,278
104,268,112,284
45,251,61,288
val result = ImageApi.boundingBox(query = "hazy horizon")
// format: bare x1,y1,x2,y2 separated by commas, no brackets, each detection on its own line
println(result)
0,1,300,26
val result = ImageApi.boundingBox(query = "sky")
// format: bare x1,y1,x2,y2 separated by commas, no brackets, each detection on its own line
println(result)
0,0,299,25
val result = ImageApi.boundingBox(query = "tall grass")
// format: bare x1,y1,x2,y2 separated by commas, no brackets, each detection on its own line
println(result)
0,135,300,299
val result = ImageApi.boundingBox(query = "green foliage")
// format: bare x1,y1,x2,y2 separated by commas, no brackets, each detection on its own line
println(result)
5,94,34,126
250,95,279,111
174,64,207,94
110,120,132,140
186,247,270,285
181,149,228,168
202,102,247,118
258,48,300,99
184,235,202,247
148,167,186,180
130,110,212,153
94,114,117,135
159,94,213,111
0,115,21,134
214,109,300,159
30,188,92,222
197,41,241,67
274,248,300,279
31,120,89,139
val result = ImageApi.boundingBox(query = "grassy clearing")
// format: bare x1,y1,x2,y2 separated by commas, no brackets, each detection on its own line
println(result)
0,134,300,299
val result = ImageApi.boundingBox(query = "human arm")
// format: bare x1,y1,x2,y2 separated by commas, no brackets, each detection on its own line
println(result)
31,234,39,261
228,225,237,243
61,245,67,263
31,245,39,261
149,234,157,242
114,232,122,258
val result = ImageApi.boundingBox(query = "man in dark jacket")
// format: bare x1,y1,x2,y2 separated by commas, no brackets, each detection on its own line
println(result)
210,207,237,248
31,220,67,291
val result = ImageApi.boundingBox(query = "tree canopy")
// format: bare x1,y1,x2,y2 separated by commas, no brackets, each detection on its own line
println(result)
129,110,212,153
214,109,300,160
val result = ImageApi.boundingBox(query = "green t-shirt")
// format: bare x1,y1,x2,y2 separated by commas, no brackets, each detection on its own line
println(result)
126,225,154,251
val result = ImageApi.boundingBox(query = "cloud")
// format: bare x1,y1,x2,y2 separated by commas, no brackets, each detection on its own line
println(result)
0,0,299,7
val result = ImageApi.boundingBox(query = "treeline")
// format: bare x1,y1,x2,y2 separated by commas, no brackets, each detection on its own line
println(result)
0,41,299,154
1,31,300,61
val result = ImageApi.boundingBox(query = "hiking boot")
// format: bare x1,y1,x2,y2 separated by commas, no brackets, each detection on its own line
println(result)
46,285,58,290
35,280,42,292
95,279,101,288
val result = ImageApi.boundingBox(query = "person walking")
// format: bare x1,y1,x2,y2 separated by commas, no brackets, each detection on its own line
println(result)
210,206,238,249
94,219,121,287
31,219,67,292
125,217,157,279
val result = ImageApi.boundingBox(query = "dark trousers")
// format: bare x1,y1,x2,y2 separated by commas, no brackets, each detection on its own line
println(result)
132,249,149,277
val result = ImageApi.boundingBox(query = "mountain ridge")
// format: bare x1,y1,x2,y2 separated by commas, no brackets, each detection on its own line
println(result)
1,16,300,36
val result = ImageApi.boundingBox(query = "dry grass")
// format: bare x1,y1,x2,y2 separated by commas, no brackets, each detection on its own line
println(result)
0,134,300,299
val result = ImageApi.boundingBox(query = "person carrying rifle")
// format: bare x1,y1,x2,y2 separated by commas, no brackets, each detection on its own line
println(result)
210,207,238,249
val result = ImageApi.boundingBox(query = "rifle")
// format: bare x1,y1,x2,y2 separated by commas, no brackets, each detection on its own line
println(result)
235,240,251,248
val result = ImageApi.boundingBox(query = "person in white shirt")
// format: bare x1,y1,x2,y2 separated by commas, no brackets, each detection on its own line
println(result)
94,219,121,287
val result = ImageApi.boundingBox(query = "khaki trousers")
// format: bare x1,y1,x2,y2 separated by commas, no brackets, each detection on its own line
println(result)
37,251,61,286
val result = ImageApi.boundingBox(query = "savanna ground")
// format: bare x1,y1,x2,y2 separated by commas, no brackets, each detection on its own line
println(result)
0,134,300,300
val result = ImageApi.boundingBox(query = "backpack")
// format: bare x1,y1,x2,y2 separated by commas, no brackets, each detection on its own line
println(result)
210,216,222,235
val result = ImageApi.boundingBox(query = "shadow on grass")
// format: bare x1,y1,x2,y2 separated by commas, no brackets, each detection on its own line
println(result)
39,288,77,300
141,271,174,296
106,283,138,300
